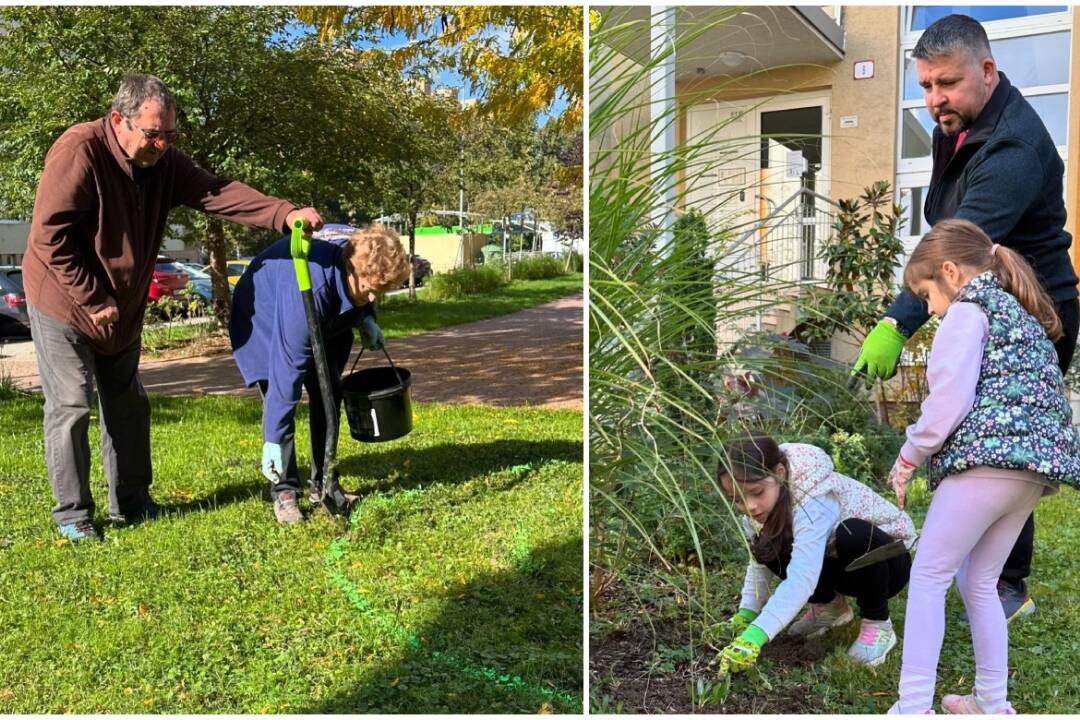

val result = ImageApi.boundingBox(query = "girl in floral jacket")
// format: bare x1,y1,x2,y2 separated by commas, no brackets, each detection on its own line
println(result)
888,219,1080,714
714,434,916,675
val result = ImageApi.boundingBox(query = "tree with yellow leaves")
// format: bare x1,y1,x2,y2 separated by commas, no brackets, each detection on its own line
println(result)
295,6,582,129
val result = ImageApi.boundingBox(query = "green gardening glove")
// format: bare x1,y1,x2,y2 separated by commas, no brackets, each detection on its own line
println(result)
852,320,906,384
705,608,759,647
729,608,758,635
718,624,768,675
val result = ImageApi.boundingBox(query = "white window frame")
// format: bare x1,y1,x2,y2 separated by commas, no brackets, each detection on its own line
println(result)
901,6,1071,42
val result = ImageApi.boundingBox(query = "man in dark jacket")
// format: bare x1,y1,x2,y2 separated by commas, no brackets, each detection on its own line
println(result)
23,73,324,543
853,15,1080,620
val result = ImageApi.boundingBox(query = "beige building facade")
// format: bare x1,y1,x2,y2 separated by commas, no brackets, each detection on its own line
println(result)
599,5,1079,360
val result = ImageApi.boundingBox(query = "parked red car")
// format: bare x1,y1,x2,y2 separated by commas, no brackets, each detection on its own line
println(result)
0,266,29,338
149,256,191,301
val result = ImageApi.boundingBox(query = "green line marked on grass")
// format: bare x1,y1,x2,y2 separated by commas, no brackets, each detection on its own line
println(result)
324,487,581,712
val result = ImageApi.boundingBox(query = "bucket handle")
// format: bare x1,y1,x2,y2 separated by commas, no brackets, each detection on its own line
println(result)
349,344,406,388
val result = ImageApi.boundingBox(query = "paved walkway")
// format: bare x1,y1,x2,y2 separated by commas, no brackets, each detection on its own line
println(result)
0,294,583,410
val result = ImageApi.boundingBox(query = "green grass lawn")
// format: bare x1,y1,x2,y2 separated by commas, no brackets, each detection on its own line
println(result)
590,478,1080,713
0,392,583,713
380,274,582,339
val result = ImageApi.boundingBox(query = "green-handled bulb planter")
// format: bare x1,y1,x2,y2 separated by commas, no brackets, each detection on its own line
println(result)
291,218,312,292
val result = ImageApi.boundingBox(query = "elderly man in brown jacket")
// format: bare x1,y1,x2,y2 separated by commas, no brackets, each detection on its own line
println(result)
23,73,323,542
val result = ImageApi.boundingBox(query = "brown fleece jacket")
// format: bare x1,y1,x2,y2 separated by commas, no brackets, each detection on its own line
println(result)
22,116,297,355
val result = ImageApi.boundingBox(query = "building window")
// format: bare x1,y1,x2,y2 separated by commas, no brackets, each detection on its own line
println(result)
1025,93,1069,146
909,5,1066,31
899,186,928,237
903,31,1070,102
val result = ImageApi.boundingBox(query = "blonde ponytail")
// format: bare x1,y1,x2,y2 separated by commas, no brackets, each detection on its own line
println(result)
992,245,1062,340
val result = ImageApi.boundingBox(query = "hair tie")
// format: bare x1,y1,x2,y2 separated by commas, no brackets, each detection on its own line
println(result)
990,243,1000,257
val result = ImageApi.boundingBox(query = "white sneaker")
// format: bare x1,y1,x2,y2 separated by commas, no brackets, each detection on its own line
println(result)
788,595,854,638
847,618,897,667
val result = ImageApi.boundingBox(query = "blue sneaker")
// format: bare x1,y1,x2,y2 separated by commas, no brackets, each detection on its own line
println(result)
57,520,100,543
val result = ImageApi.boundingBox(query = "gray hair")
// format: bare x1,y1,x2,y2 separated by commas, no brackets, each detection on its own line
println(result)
912,14,993,63
111,73,176,118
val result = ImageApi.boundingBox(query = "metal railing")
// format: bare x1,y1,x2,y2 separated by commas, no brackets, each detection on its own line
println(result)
726,187,839,284
715,187,840,346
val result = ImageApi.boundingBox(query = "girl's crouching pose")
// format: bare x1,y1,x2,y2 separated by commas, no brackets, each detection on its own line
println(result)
715,434,917,675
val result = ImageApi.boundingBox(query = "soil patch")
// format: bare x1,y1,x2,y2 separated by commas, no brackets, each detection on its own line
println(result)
590,581,830,713
143,329,232,361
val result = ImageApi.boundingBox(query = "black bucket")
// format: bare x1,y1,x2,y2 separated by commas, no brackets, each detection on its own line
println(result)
341,349,413,443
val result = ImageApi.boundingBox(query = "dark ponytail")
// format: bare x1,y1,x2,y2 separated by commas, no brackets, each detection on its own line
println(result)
718,432,794,564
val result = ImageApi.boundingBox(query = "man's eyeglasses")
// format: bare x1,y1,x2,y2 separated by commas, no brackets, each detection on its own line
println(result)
125,119,180,143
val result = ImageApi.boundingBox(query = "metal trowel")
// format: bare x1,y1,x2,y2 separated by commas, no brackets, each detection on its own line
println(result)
846,536,917,572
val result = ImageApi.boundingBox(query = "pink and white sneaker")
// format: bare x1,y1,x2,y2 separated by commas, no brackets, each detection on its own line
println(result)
788,594,854,638
846,618,897,667
941,693,1016,715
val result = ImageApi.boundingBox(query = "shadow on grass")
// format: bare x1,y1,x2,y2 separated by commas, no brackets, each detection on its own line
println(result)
134,439,580,525
304,536,584,713
335,439,582,496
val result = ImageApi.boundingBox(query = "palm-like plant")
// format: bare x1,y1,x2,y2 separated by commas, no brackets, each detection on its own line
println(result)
588,7,896,684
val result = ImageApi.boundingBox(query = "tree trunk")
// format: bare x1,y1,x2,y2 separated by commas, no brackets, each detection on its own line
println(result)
408,209,418,301
206,217,230,326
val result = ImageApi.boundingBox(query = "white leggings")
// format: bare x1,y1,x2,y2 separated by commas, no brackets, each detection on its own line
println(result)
897,470,1044,713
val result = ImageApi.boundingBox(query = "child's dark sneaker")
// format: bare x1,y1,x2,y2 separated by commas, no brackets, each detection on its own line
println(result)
788,594,854,638
997,580,1035,622
940,692,1016,714
57,520,100,543
959,580,1035,624
847,618,897,667
273,491,304,525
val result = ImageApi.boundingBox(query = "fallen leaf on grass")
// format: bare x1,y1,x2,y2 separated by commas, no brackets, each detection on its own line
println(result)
0,689,14,701
538,702,553,714
390,677,400,688
136,602,150,618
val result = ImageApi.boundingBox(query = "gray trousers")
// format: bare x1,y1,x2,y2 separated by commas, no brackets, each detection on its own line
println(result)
29,304,152,524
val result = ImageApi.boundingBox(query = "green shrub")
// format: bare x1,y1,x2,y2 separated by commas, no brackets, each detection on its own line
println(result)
829,430,875,483
511,254,565,280
426,263,508,299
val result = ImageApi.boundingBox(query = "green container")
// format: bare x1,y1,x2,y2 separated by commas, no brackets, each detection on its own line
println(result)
481,244,503,264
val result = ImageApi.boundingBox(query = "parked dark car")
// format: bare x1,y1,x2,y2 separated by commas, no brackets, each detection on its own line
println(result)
0,266,30,338
403,255,432,287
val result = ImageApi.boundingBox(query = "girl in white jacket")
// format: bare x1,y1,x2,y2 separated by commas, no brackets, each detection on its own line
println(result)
714,433,917,675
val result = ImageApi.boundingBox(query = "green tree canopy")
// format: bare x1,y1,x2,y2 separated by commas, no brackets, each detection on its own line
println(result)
0,6,407,317
296,6,583,130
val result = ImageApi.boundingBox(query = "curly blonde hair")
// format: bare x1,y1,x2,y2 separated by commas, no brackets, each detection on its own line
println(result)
341,224,410,290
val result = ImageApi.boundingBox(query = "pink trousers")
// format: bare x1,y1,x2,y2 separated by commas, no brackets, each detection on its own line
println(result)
896,470,1045,713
